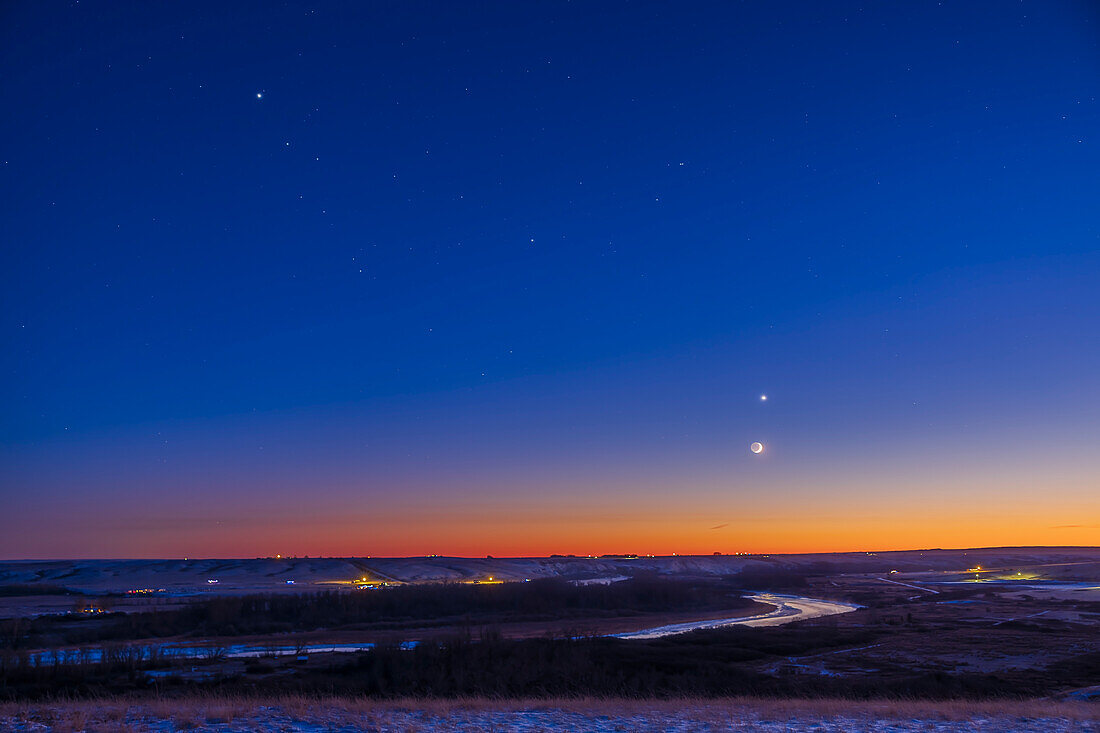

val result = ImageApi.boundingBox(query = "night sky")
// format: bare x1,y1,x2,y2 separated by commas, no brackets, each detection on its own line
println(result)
2,2,1098,559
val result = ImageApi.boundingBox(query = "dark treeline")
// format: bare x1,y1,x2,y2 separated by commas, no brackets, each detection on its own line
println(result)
295,632,1099,699
729,567,808,590
6,622,1098,701
0,644,171,698
0,585,73,597
2,576,756,649
321,626,887,698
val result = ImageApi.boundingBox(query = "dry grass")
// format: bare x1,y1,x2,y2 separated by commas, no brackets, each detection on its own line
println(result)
2,695,1098,727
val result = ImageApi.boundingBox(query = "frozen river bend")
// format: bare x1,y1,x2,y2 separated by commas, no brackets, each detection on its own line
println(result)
27,593,862,666
614,593,862,639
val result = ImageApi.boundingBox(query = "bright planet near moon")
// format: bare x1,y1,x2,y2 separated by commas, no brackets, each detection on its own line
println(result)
750,442,764,454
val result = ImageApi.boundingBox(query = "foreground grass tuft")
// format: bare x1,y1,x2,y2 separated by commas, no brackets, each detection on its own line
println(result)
1,696,1097,732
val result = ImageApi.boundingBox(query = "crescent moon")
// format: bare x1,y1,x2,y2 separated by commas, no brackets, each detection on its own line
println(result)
750,442,764,454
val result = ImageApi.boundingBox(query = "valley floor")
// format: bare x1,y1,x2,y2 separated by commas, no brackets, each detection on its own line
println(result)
2,698,1098,732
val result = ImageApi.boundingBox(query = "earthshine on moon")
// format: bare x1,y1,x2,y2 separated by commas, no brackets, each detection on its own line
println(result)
750,442,764,454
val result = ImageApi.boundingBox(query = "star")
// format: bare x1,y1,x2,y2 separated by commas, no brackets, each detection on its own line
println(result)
255,92,263,99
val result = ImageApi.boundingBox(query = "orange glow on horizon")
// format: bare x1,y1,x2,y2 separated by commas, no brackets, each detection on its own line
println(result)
5,507,1097,560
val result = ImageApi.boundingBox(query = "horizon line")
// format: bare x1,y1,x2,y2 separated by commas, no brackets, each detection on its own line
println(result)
3,544,1098,563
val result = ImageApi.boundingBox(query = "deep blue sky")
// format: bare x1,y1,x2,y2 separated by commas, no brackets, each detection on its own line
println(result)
2,2,1098,557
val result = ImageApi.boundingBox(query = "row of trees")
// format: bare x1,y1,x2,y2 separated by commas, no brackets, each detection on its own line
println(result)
2,576,758,649
8,621,1044,700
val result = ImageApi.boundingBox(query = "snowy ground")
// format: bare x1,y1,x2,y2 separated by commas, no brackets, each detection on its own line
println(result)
2,700,1097,732
3,548,1097,599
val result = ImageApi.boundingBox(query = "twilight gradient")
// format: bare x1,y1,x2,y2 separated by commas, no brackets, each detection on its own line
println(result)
2,1,1098,558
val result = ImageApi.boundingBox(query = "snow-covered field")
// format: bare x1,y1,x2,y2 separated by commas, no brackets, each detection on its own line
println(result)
3,548,1097,597
2,699,1096,732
